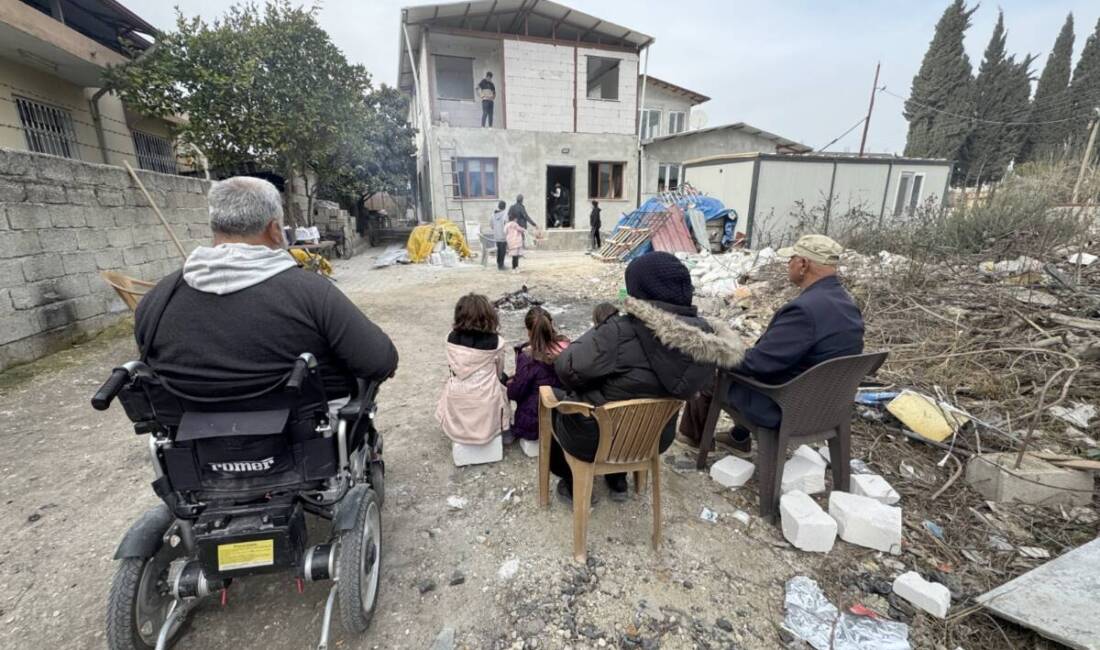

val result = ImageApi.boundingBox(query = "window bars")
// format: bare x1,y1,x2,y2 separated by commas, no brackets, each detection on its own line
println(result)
132,131,177,174
15,96,79,159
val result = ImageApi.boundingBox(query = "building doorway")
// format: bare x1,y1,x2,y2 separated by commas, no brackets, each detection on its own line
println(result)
546,165,574,228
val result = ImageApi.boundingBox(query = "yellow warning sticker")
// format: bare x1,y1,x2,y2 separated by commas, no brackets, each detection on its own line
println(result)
217,539,274,571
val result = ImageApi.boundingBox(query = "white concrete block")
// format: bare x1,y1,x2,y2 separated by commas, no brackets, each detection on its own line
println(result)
782,456,827,495
816,445,832,466
452,436,503,467
893,571,951,618
519,438,539,458
851,474,901,505
780,490,837,553
793,444,828,469
828,491,903,555
710,455,755,488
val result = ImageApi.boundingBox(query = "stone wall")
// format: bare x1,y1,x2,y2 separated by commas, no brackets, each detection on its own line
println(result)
0,147,211,371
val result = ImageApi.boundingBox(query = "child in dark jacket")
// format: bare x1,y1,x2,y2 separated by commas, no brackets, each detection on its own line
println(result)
506,306,570,441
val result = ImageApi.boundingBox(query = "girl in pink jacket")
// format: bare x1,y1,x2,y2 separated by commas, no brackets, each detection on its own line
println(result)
435,294,511,444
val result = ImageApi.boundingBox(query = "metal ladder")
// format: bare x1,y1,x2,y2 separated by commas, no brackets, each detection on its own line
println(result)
436,142,475,238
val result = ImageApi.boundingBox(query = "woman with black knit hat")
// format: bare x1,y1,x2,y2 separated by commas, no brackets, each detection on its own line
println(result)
551,251,746,502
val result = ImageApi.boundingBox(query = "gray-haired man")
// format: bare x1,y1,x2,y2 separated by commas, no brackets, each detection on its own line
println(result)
135,176,398,399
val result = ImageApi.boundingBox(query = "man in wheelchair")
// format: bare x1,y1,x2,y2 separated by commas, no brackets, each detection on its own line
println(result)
92,176,398,650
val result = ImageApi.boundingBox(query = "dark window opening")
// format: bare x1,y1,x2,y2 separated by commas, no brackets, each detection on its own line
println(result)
546,165,574,228
434,55,475,100
15,96,78,159
586,56,620,100
588,161,624,200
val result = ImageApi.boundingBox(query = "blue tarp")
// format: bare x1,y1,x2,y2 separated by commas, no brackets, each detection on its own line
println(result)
610,195,738,260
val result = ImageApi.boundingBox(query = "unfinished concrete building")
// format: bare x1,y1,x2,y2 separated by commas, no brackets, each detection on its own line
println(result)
398,0,653,249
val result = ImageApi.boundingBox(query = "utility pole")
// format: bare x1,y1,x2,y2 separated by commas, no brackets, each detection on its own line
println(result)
1071,107,1100,205
858,62,880,157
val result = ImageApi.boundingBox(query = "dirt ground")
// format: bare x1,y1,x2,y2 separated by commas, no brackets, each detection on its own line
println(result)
0,248,1077,650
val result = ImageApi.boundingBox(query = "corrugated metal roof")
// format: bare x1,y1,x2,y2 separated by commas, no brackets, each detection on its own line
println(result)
682,151,952,167
647,122,811,153
398,0,653,93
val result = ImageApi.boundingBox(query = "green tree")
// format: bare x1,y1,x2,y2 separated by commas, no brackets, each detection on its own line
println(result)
903,0,978,180
1069,17,1100,155
105,2,410,223
965,12,1034,185
1019,14,1075,162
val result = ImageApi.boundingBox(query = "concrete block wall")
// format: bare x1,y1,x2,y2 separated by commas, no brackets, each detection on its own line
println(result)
576,48,638,135
502,40,574,133
0,147,211,371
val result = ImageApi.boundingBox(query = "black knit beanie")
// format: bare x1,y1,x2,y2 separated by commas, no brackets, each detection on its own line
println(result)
625,251,694,307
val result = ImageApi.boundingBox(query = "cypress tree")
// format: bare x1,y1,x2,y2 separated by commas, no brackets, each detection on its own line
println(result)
1069,17,1100,153
1019,14,1074,163
966,13,1035,185
904,0,977,178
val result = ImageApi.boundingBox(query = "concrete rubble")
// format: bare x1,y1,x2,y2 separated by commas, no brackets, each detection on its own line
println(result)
709,455,755,488
850,474,901,505
828,491,903,555
781,455,826,495
965,452,1093,507
793,444,828,469
892,571,951,619
452,436,504,466
780,490,837,553
680,248,778,298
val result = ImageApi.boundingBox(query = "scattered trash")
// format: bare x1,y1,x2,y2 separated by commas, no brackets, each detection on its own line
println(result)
1067,252,1097,266
855,389,900,406
497,558,520,581
1048,402,1096,429
988,535,1014,552
978,537,1100,649
979,256,1043,277
886,390,969,443
783,576,910,650
899,461,922,481
446,495,467,511
492,285,544,310
699,507,719,524
501,487,517,502
921,520,944,541
732,510,752,526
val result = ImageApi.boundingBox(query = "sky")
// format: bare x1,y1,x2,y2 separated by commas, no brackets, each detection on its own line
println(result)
124,0,1100,154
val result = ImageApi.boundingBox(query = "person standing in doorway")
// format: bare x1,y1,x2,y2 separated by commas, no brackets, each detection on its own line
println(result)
491,200,508,271
589,200,602,250
478,71,496,128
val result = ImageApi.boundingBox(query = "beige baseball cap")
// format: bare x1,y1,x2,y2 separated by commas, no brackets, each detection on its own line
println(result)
777,234,844,266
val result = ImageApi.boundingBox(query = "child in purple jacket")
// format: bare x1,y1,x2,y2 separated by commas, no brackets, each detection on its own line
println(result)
506,306,569,441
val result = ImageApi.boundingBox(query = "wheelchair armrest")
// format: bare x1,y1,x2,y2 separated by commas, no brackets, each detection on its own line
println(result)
338,379,381,421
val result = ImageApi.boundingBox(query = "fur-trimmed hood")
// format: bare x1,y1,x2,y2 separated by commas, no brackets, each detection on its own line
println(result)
623,297,745,369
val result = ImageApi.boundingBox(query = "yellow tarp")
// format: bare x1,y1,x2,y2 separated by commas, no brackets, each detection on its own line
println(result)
290,248,333,276
406,219,471,263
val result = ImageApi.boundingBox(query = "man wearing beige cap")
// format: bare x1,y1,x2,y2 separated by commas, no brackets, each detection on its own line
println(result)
679,234,864,453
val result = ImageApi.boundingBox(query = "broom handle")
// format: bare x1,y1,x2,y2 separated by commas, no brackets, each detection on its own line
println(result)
124,161,188,261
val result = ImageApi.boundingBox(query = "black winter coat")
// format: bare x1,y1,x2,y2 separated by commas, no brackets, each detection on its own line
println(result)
555,297,745,406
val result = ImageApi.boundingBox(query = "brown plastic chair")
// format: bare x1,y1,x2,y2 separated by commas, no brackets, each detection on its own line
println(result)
696,352,888,523
100,271,157,312
537,386,683,562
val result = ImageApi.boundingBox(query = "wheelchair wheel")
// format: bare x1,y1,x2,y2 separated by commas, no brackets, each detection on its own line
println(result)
337,488,382,634
370,461,385,507
106,543,186,650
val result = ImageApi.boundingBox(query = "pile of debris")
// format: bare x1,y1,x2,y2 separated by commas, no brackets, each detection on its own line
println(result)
595,188,736,262
493,286,544,311
691,236,1100,649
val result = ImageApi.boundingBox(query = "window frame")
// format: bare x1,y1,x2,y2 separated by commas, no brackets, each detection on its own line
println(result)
585,55,621,101
433,54,476,101
453,157,498,200
639,108,661,139
588,161,626,200
132,130,177,174
667,111,687,135
893,171,925,216
14,95,79,159
657,163,683,192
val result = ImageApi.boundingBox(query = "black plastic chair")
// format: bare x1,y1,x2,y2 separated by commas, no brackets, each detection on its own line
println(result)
696,352,889,522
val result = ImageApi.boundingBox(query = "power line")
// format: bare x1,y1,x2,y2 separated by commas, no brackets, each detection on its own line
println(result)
880,86,1092,126
816,116,866,151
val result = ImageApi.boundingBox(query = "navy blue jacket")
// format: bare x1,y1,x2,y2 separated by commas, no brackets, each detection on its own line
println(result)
727,275,864,429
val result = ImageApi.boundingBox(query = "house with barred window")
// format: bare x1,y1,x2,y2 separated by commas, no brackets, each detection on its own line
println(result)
0,0,184,174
